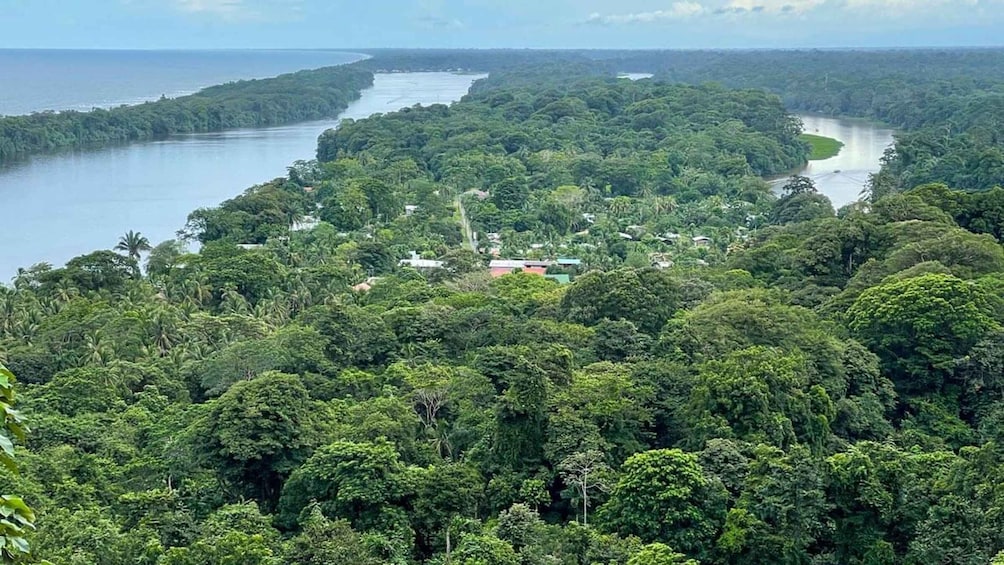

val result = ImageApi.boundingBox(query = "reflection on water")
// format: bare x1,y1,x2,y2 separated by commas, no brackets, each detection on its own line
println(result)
790,114,896,208
0,73,485,279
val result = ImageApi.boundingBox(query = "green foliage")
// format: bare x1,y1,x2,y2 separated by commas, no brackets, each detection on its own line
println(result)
598,448,725,556
0,66,373,164
159,502,282,565
717,446,828,565
628,543,700,565
561,268,682,335
115,231,152,262
453,533,519,565
0,364,34,563
800,134,844,161
8,49,1004,565
278,440,412,531
687,347,833,451
198,372,314,505
847,273,1001,394
282,505,380,565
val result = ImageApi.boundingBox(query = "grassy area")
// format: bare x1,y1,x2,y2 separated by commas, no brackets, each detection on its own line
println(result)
800,133,844,160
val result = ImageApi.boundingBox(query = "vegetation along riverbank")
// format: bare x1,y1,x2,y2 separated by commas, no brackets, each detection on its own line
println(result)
0,65,373,164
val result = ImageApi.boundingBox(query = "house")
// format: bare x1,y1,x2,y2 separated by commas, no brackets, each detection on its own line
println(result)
650,253,674,270
618,232,635,240
556,258,582,267
351,277,381,292
489,259,548,278
399,252,444,270
236,243,265,250
582,213,597,224
405,205,419,216
692,236,713,247
545,274,571,285
291,215,320,232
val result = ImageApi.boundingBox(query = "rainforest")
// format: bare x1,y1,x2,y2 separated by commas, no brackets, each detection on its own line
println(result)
3,48,1004,565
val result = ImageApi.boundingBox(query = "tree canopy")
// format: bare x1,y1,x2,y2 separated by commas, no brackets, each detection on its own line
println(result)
6,48,1004,564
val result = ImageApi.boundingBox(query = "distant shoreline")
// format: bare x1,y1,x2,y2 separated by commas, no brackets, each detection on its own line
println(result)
0,49,369,117
0,63,375,165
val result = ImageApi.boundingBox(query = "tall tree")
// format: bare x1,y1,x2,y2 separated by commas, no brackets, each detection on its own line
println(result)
198,372,314,507
598,448,726,558
558,450,611,525
847,273,1001,395
115,230,152,261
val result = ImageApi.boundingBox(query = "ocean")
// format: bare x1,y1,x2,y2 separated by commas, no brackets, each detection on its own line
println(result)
0,49,365,116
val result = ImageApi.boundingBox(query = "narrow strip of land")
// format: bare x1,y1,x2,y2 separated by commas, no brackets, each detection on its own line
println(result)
800,133,844,160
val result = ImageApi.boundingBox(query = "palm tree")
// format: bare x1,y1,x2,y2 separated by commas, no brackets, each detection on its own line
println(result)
81,330,113,367
182,276,213,308
115,230,152,261
52,279,80,305
149,308,180,356
220,285,250,315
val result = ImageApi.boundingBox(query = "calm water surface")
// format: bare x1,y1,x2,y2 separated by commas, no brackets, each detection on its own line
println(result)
791,114,896,208
0,72,485,279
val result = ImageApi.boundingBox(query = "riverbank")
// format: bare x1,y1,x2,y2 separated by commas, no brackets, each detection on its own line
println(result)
0,65,374,165
776,114,896,208
0,72,484,280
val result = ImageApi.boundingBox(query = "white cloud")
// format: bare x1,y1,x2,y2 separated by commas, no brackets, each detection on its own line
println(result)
586,0,995,25
723,0,826,13
587,1,706,24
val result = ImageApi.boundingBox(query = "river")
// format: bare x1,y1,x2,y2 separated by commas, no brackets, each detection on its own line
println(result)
0,72,485,280
789,114,896,208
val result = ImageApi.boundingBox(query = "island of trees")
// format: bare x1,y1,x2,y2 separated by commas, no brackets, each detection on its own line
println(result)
3,49,1004,564
0,65,373,164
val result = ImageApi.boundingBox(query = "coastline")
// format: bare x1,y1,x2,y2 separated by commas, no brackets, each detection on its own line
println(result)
0,62,375,165
0,49,371,117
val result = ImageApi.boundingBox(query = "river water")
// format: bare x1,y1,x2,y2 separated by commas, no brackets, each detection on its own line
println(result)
0,72,484,279
790,114,896,208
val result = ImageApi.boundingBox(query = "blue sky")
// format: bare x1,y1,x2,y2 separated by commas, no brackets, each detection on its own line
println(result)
2,0,1003,49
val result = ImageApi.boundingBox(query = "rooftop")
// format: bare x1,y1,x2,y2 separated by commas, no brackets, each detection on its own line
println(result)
400,258,444,269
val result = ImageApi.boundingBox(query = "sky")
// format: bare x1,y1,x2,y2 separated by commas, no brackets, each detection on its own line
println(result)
1,0,1003,49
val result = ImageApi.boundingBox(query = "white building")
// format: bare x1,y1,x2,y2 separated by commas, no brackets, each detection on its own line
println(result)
399,252,444,269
